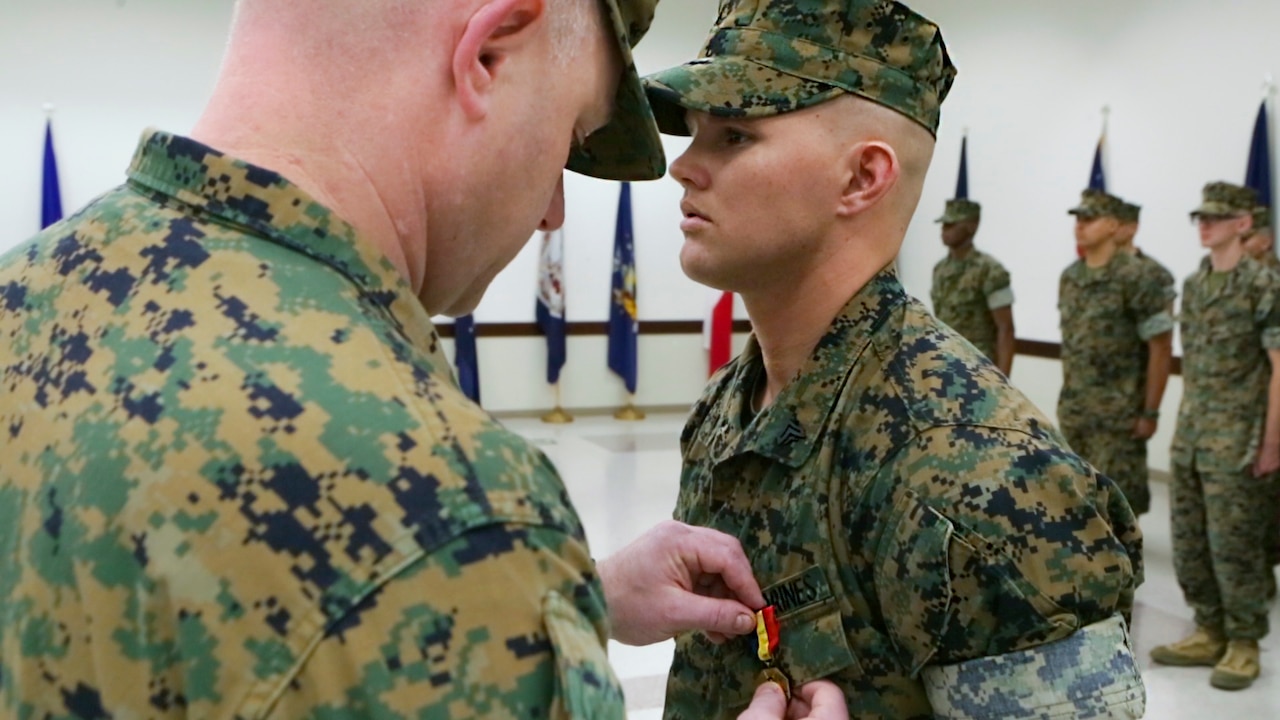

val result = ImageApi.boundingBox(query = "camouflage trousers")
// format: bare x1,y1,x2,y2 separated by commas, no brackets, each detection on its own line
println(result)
1171,461,1271,640
1269,473,1280,567
1061,426,1150,516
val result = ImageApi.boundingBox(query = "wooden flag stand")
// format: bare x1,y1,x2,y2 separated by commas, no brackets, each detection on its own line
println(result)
541,384,574,424
614,395,646,421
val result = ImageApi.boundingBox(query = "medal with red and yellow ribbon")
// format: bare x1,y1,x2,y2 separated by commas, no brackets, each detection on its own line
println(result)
753,606,790,699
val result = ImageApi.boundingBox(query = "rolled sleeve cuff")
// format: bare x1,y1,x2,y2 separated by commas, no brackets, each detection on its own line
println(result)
1263,326,1280,350
921,615,1145,720
1137,312,1174,342
986,287,1015,310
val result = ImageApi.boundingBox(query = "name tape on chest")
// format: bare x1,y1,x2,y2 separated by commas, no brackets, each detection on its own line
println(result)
761,566,833,618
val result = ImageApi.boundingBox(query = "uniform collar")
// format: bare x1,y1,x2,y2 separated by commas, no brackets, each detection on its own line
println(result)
728,268,906,468
125,129,444,363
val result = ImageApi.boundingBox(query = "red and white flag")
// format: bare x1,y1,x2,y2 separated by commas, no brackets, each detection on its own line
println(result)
704,290,734,377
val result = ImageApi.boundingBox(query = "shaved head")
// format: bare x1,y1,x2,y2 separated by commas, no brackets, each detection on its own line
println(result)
816,94,936,234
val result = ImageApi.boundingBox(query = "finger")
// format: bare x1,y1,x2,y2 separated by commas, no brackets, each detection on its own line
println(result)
785,696,812,719
703,631,730,645
737,682,787,720
795,681,848,720
683,528,766,608
665,592,757,638
696,577,731,601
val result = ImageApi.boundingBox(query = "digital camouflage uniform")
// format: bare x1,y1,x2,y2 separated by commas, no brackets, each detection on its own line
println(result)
1057,191,1175,517
1251,206,1280,570
667,270,1144,719
1118,202,1178,306
1172,185,1280,641
0,0,672,714
0,130,629,720
643,2,1145,717
930,242,1013,363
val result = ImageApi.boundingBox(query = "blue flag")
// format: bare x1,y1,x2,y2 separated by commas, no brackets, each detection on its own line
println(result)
536,229,567,385
607,182,639,394
453,314,480,404
955,136,969,200
1245,101,1272,209
42,120,64,229
1088,134,1107,191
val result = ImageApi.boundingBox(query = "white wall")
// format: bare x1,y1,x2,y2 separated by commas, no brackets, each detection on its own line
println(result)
3,0,1278,439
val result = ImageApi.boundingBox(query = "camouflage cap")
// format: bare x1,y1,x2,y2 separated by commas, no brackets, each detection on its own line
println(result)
1189,181,1257,218
935,199,981,223
1251,206,1274,236
1067,189,1126,219
1117,201,1142,224
565,0,667,181
641,0,957,138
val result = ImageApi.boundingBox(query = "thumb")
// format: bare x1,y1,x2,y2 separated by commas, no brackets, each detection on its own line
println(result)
738,682,787,720
667,593,756,638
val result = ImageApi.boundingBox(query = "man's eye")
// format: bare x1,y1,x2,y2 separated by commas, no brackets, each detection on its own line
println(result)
724,129,750,146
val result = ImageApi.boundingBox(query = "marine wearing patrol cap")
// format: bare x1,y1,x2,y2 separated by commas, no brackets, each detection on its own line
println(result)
1068,188,1128,219
642,0,957,137
1189,181,1258,219
1118,201,1142,224
1250,205,1273,237
935,198,981,223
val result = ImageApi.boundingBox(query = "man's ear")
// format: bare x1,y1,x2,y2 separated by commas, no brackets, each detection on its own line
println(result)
835,141,900,218
453,0,546,120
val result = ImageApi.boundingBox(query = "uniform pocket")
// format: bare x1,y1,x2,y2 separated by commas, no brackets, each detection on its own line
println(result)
775,607,861,685
543,590,626,720
874,491,955,676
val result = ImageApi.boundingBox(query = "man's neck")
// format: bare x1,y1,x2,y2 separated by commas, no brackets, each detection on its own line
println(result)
1209,240,1245,272
1082,240,1118,268
948,242,975,260
742,254,891,411
191,90,429,297
1117,240,1138,256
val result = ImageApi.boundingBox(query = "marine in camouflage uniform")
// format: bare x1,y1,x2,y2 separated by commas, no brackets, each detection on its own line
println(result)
644,1,1145,717
1058,190,1175,517
1114,201,1177,308
0,0,674,716
930,199,1016,374
1152,182,1280,691
1242,205,1280,588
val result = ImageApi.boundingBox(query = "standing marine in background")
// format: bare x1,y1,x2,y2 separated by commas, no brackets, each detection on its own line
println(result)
1151,182,1280,691
1114,200,1177,308
931,199,1016,375
1243,205,1279,271
1242,204,1280,593
1058,189,1175,517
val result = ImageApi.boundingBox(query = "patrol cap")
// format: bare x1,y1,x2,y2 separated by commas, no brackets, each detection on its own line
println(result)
1068,189,1127,219
1249,205,1273,236
565,0,667,181
935,199,981,223
1117,201,1142,224
1189,182,1257,219
641,0,957,138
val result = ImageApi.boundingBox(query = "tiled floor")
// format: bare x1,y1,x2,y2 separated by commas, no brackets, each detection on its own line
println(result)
504,412,1280,718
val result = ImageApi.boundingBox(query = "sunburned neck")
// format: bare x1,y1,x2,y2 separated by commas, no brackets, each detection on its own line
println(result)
1209,242,1245,272
742,261,888,411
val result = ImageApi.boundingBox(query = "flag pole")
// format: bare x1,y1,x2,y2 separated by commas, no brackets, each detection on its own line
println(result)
614,393,646,421
541,383,574,424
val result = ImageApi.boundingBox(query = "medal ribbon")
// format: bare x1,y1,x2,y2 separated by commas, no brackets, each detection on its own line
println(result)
754,606,780,663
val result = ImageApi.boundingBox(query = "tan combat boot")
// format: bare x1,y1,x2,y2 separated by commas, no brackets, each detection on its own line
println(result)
1210,640,1261,690
1150,626,1227,666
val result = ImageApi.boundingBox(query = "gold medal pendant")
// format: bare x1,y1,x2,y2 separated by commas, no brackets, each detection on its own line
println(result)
757,666,792,700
